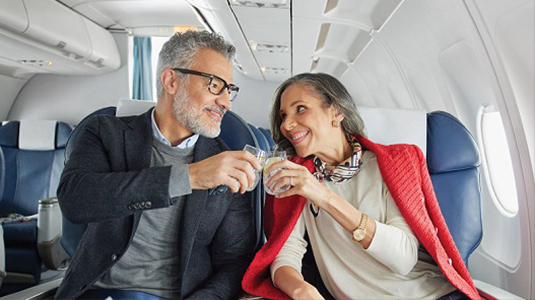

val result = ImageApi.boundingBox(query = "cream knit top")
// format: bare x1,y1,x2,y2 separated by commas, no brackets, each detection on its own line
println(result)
270,151,456,299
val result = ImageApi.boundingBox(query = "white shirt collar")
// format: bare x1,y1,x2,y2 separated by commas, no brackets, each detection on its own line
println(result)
151,109,199,149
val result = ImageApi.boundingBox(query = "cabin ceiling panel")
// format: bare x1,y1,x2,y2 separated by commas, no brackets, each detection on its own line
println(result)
231,5,290,81
58,0,202,29
294,0,403,31
186,0,264,80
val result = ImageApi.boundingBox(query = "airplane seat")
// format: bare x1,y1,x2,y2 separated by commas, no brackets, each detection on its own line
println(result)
58,99,266,298
426,111,482,265
249,125,270,154
218,113,268,251
257,127,275,150
0,120,73,295
246,125,271,245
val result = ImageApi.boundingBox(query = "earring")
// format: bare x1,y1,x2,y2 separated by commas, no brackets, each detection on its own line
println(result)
332,120,339,128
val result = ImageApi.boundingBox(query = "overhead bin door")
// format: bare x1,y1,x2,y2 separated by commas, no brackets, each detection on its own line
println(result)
23,0,92,60
0,0,29,33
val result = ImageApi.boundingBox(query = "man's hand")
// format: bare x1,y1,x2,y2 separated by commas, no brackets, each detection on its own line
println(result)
189,150,262,194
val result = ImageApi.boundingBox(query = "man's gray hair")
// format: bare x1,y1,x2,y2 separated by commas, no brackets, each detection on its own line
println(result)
156,30,236,98
270,72,366,157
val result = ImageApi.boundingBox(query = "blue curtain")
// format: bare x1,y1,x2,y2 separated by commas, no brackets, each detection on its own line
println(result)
132,36,153,101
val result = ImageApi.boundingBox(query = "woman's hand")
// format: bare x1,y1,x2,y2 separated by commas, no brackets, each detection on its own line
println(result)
265,160,333,208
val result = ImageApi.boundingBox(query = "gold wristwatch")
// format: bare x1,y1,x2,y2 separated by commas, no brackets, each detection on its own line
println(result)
352,213,369,242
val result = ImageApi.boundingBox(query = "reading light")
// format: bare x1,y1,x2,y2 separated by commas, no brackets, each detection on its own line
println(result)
250,42,289,53
19,60,53,67
261,67,289,74
230,0,289,9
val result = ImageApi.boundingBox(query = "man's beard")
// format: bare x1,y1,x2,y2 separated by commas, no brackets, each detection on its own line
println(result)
171,89,226,138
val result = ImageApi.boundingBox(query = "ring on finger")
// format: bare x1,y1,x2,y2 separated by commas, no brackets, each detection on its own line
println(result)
290,176,293,186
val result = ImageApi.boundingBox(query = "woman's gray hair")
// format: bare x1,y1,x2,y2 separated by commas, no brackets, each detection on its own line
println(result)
270,72,366,157
155,30,236,98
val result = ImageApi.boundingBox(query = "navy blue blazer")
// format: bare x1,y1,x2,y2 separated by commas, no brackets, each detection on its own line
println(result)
55,109,255,299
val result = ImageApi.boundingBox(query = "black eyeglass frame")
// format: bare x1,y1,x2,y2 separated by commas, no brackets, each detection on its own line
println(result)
172,68,239,101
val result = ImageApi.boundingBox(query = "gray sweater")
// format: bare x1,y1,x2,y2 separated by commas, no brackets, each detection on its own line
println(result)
95,138,195,298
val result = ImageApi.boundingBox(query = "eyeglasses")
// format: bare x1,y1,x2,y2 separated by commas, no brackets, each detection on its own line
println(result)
172,68,239,101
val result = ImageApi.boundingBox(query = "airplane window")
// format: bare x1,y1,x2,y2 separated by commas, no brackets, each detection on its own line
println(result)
127,36,169,101
477,104,519,217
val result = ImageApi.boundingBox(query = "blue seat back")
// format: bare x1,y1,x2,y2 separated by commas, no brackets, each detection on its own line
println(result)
0,120,72,292
426,111,482,266
258,127,275,150
0,121,72,216
219,112,269,250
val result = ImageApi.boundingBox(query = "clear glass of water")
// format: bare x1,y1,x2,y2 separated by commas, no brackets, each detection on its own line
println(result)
263,150,291,195
243,145,267,192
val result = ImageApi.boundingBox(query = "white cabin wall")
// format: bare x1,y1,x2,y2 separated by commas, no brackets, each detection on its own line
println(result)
0,74,27,121
7,32,129,126
470,0,534,176
230,70,281,129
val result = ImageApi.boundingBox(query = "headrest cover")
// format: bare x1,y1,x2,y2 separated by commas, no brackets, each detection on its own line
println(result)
359,107,427,155
116,99,156,117
427,111,480,173
19,120,57,150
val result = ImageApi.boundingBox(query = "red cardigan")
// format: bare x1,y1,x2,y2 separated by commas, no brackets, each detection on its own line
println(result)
242,136,480,299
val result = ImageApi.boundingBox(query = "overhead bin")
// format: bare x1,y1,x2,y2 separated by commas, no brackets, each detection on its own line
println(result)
0,0,120,77
23,0,91,61
82,18,121,70
0,0,29,33
293,0,402,75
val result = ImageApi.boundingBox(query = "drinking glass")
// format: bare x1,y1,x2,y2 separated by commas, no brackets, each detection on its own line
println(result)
243,145,267,192
263,150,291,195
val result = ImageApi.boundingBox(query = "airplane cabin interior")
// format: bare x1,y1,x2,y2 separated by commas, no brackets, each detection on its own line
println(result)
0,0,533,299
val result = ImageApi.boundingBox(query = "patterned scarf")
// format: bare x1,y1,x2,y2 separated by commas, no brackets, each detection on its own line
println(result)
312,135,363,183
310,136,363,216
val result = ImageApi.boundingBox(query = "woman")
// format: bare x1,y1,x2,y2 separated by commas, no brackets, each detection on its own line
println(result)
242,73,479,299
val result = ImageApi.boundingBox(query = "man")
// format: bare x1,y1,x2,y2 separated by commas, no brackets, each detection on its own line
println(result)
55,31,260,299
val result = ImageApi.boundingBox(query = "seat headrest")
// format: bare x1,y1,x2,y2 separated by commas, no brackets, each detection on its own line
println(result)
427,111,480,173
359,107,427,155
117,99,156,117
0,120,72,150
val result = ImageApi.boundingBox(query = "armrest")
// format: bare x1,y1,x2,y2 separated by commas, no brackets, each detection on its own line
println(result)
0,278,61,300
474,280,523,300
37,198,70,270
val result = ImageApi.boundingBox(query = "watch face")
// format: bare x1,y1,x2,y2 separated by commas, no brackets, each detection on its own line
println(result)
353,229,366,241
